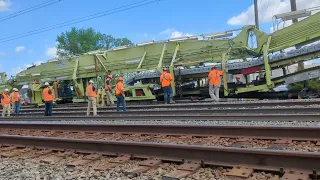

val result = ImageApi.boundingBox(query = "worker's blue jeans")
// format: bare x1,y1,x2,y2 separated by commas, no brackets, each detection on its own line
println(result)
163,86,173,102
44,101,53,116
116,95,126,112
15,102,20,114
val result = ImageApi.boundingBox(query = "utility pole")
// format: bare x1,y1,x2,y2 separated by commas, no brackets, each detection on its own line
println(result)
254,0,259,29
290,0,304,70
290,0,298,23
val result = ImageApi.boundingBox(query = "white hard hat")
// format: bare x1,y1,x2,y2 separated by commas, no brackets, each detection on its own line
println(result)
44,82,50,86
14,88,18,91
89,80,94,84
4,89,8,92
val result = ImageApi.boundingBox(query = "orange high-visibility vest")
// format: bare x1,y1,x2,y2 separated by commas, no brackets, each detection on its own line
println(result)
1,93,10,105
43,87,53,102
160,72,173,87
13,92,20,102
115,82,124,96
208,70,223,85
86,84,97,97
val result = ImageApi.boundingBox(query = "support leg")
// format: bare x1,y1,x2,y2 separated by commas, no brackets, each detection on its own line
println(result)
214,85,220,102
209,85,216,100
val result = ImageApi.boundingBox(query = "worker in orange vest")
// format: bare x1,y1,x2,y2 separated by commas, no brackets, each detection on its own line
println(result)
160,68,175,104
10,88,15,113
13,88,21,114
115,77,126,112
86,80,97,116
105,74,114,106
1,89,11,117
208,66,224,102
43,82,53,116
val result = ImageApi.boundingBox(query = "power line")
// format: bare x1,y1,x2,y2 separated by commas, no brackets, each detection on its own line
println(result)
0,0,163,43
0,0,63,23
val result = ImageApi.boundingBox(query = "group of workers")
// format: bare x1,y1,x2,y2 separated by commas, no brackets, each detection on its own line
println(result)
85,76,126,116
1,88,21,117
85,67,178,115
1,65,231,117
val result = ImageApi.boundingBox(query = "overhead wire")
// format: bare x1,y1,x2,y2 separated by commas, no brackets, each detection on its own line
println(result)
0,0,63,23
260,0,271,23
0,0,163,43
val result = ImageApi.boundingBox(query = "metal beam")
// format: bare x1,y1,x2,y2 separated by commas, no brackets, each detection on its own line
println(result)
170,43,180,67
72,59,79,80
157,43,167,68
289,0,304,71
1,135,320,171
254,0,259,29
94,55,108,72
290,0,298,23
263,36,273,87
221,53,228,96
1,124,320,139
137,51,147,69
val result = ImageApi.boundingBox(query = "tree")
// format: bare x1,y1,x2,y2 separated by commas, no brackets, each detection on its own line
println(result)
56,27,134,57
101,35,134,50
288,79,320,92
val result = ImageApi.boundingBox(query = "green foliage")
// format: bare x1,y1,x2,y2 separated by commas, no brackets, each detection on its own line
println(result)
288,82,304,91
288,79,320,92
56,27,134,57
307,79,320,91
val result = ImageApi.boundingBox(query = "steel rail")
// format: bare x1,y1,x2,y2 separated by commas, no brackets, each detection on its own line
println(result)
11,107,320,116
1,114,320,121
17,99,320,111
0,135,319,171
0,123,319,139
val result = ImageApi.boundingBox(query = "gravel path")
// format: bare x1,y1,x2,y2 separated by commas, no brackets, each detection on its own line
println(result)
0,153,279,180
0,120,318,126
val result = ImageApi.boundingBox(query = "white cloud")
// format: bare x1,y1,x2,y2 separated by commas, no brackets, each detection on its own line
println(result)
45,47,57,58
11,67,23,74
24,60,43,68
160,28,192,38
227,0,320,26
0,0,11,12
15,46,25,53
0,51,5,56
24,64,32,68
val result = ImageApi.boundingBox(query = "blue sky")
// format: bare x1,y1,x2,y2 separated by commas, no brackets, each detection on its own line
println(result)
0,0,319,77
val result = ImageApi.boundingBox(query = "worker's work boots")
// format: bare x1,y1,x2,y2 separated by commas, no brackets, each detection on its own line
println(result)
169,98,175,104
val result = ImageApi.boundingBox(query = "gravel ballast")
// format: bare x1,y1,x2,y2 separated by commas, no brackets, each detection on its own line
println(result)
0,120,318,126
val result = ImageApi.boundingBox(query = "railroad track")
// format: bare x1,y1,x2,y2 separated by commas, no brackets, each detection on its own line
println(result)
0,145,314,180
0,124,319,152
17,99,320,110
0,134,319,179
6,107,320,117
1,124,320,179
1,114,320,122
0,123,319,140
